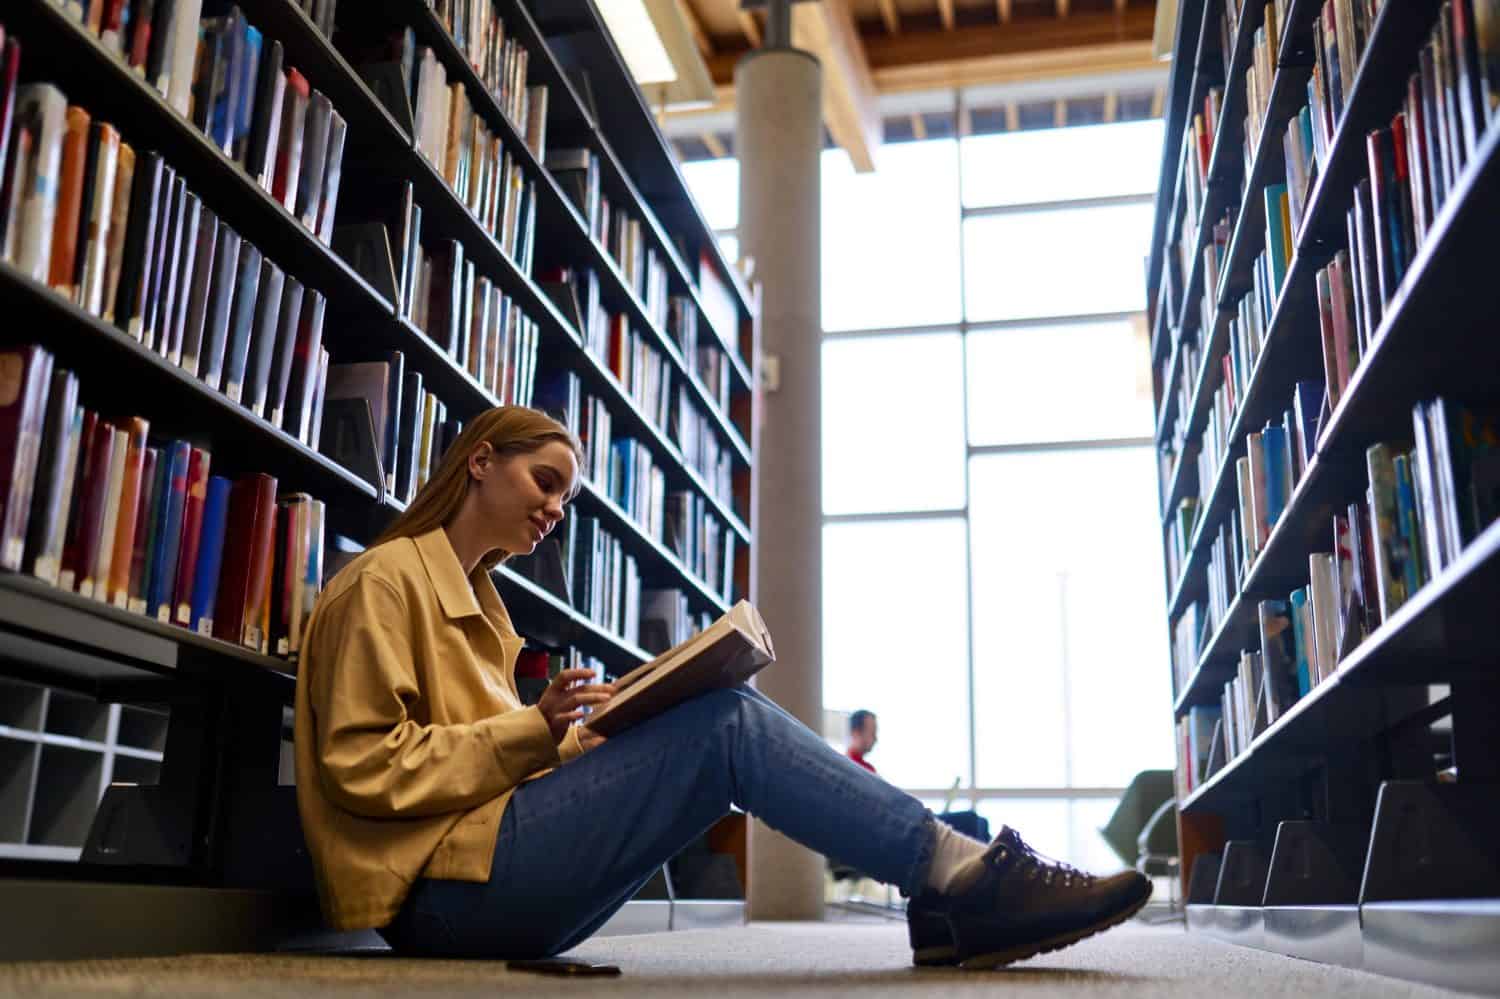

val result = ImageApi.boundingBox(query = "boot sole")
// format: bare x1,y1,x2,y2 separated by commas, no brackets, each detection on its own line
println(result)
954,882,1153,971
911,944,958,967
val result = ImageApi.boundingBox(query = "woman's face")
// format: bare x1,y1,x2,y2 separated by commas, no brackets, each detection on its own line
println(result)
470,440,579,556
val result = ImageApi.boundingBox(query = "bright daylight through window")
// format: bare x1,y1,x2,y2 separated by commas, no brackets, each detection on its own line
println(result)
683,115,1172,868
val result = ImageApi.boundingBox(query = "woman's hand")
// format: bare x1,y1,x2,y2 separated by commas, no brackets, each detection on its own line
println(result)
577,726,608,753
537,668,614,744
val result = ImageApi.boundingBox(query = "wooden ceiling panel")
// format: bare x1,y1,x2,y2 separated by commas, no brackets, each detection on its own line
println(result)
687,0,741,37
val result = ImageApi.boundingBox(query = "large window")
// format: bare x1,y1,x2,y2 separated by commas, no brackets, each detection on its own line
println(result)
683,107,1172,867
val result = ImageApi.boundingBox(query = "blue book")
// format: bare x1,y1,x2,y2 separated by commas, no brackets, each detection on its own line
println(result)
1263,423,1289,528
1288,587,1312,697
147,441,192,621
234,26,263,161
1264,183,1290,292
1292,381,1326,471
1392,454,1426,596
190,476,233,634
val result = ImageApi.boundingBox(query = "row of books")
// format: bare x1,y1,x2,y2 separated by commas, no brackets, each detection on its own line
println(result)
0,344,325,659
561,514,641,647
50,0,204,117
514,647,605,705
1166,495,1198,602
1,91,336,455
1242,3,1281,165
671,391,735,508
427,0,545,154
548,147,671,333
1176,87,1221,293
1162,324,1207,474
406,46,539,268
667,295,732,415
1181,392,1496,721
1200,208,1230,332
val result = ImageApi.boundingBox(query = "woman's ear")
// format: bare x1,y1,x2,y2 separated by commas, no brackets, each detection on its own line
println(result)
467,442,493,481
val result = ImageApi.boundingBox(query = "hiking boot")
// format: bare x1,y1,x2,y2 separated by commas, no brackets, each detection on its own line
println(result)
942,825,1152,969
906,891,957,966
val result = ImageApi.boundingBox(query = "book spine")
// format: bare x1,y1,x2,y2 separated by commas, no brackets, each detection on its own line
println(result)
179,210,220,377
241,473,279,651
14,86,69,283
220,243,265,404
242,259,285,416
49,105,92,297
172,447,211,624
106,417,150,607
198,227,242,391
0,346,54,572
143,441,189,620
190,475,232,634
90,427,130,599
25,371,81,584
127,446,162,614
1365,442,1406,621
266,276,305,427
78,124,120,315
113,151,164,340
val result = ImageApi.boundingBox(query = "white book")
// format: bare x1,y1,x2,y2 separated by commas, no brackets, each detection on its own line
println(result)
167,0,206,115
1308,553,1340,683
10,85,69,282
90,427,130,602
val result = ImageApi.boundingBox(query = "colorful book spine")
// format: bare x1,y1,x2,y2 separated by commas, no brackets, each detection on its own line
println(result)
173,447,212,625
106,417,150,607
147,441,191,622
189,475,232,635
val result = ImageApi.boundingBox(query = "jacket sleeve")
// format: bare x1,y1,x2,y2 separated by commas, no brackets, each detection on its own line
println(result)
558,724,585,763
309,572,560,818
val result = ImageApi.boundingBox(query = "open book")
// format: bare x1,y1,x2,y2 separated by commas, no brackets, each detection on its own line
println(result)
584,601,776,736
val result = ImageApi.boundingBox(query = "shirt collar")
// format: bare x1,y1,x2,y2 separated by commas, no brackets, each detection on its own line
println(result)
411,528,519,638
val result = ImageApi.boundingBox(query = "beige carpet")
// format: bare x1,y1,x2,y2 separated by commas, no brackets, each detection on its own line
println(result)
0,920,1468,998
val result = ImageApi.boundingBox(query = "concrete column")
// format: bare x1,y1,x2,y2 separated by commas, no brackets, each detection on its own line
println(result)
737,47,825,922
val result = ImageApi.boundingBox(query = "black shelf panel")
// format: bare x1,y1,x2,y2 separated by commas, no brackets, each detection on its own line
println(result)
1148,0,1210,312
1182,517,1500,814
523,0,755,324
1293,0,1444,257
0,572,295,695
1275,0,1322,78
1214,59,1312,310
1154,330,1188,443
1158,314,1228,528
2,263,380,511
492,565,651,667
5,0,395,324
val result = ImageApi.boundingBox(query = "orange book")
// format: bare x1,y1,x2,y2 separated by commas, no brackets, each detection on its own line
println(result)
443,84,465,187
106,417,150,607
49,105,92,295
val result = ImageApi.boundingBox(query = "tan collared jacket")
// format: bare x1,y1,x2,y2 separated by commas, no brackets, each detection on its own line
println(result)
293,527,585,930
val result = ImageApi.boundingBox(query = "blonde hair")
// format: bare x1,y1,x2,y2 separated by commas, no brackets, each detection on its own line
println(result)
374,406,582,570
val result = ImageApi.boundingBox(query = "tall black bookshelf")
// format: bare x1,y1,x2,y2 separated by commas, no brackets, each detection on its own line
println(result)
1149,0,1500,992
0,0,757,955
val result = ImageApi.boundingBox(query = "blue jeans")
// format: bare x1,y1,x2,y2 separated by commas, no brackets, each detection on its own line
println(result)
379,685,938,958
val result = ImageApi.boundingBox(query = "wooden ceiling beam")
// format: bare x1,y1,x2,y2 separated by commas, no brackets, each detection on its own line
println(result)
938,0,956,30
1057,0,1071,17
792,0,883,171
739,10,762,47
998,0,1013,22
677,0,715,58
702,131,729,158
877,0,901,34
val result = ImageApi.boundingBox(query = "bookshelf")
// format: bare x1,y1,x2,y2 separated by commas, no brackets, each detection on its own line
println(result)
1149,1,1500,992
0,0,758,953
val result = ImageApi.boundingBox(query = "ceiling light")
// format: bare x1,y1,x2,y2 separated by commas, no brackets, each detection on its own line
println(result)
599,0,679,85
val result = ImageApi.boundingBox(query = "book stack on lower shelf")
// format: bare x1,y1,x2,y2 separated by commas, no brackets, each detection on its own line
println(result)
1150,0,1500,991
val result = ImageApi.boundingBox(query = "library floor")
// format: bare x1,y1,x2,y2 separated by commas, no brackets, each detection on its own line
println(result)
0,919,1468,998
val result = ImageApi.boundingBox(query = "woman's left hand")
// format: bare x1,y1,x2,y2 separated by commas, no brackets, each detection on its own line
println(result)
578,726,608,753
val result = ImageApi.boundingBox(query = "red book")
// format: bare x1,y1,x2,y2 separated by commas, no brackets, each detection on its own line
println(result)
272,70,311,212
0,344,54,572
172,447,212,625
128,0,156,72
127,445,159,611
0,33,21,222
70,418,118,597
105,416,149,607
59,409,98,591
213,473,278,651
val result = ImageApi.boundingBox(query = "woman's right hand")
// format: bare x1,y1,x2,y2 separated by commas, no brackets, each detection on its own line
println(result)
537,668,615,744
